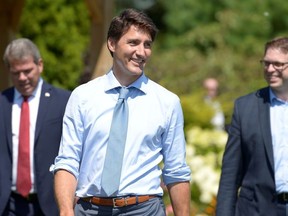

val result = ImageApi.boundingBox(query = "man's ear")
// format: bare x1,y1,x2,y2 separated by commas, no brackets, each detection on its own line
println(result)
107,38,116,53
38,58,44,74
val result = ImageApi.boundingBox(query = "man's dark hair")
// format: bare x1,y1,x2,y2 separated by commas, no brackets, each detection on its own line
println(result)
107,8,158,44
264,37,288,55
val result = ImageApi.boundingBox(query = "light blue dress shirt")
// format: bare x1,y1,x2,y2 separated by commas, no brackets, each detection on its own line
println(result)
52,71,191,197
270,89,288,193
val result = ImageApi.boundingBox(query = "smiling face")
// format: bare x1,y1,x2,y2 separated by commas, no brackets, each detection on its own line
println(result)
263,48,288,96
108,25,153,86
8,56,43,96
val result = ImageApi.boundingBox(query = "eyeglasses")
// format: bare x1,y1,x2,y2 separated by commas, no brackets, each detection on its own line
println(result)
260,60,288,70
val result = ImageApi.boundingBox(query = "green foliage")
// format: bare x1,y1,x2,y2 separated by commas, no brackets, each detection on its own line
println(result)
180,93,215,131
18,0,90,90
159,0,222,35
142,0,288,127
180,90,234,132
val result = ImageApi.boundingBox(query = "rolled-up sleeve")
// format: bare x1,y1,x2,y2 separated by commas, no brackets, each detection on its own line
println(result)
162,97,191,185
51,89,85,179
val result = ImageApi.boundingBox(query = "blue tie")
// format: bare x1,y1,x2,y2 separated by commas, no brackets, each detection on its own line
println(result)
101,87,130,196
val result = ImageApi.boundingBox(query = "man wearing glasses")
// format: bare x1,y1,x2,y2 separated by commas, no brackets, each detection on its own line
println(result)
216,37,288,216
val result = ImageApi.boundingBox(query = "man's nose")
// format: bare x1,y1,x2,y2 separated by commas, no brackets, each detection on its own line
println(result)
266,63,275,72
18,72,27,80
136,45,145,56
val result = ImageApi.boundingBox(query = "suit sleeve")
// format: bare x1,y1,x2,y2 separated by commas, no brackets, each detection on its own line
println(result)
216,100,244,216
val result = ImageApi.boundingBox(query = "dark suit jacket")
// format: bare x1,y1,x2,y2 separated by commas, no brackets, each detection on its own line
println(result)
216,87,279,216
0,81,70,215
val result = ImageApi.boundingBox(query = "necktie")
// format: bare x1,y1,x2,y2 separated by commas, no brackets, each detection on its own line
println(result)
17,96,31,197
101,87,130,196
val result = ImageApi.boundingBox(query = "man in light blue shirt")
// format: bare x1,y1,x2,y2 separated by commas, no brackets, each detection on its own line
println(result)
52,8,191,216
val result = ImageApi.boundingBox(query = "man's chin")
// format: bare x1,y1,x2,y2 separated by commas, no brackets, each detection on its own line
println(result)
18,87,32,96
129,68,143,76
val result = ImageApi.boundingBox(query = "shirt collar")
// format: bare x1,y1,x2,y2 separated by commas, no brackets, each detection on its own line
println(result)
269,87,286,105
104,70,148,94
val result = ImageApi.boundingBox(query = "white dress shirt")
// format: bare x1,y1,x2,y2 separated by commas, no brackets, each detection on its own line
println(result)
11,79,43,193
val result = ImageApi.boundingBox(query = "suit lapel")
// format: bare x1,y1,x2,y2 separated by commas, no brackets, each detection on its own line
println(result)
35,82,52,142
258,88,274,171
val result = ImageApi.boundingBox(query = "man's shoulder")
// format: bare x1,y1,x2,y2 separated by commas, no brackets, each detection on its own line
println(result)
1,86,14,95
236,87,269,101
52,86,71,96
147,78,178,98
234,87,269,110
0,87,14,103
42,81,71,97
73,75,108,96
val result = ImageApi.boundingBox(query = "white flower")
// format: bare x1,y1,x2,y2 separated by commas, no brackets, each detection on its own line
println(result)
186,126,227,204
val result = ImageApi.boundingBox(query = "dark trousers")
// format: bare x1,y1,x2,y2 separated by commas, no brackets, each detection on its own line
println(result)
277,202,288,216
74,196,166,216
3,192,44,216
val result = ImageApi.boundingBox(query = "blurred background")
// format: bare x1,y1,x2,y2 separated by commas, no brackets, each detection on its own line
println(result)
2,0,288,215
